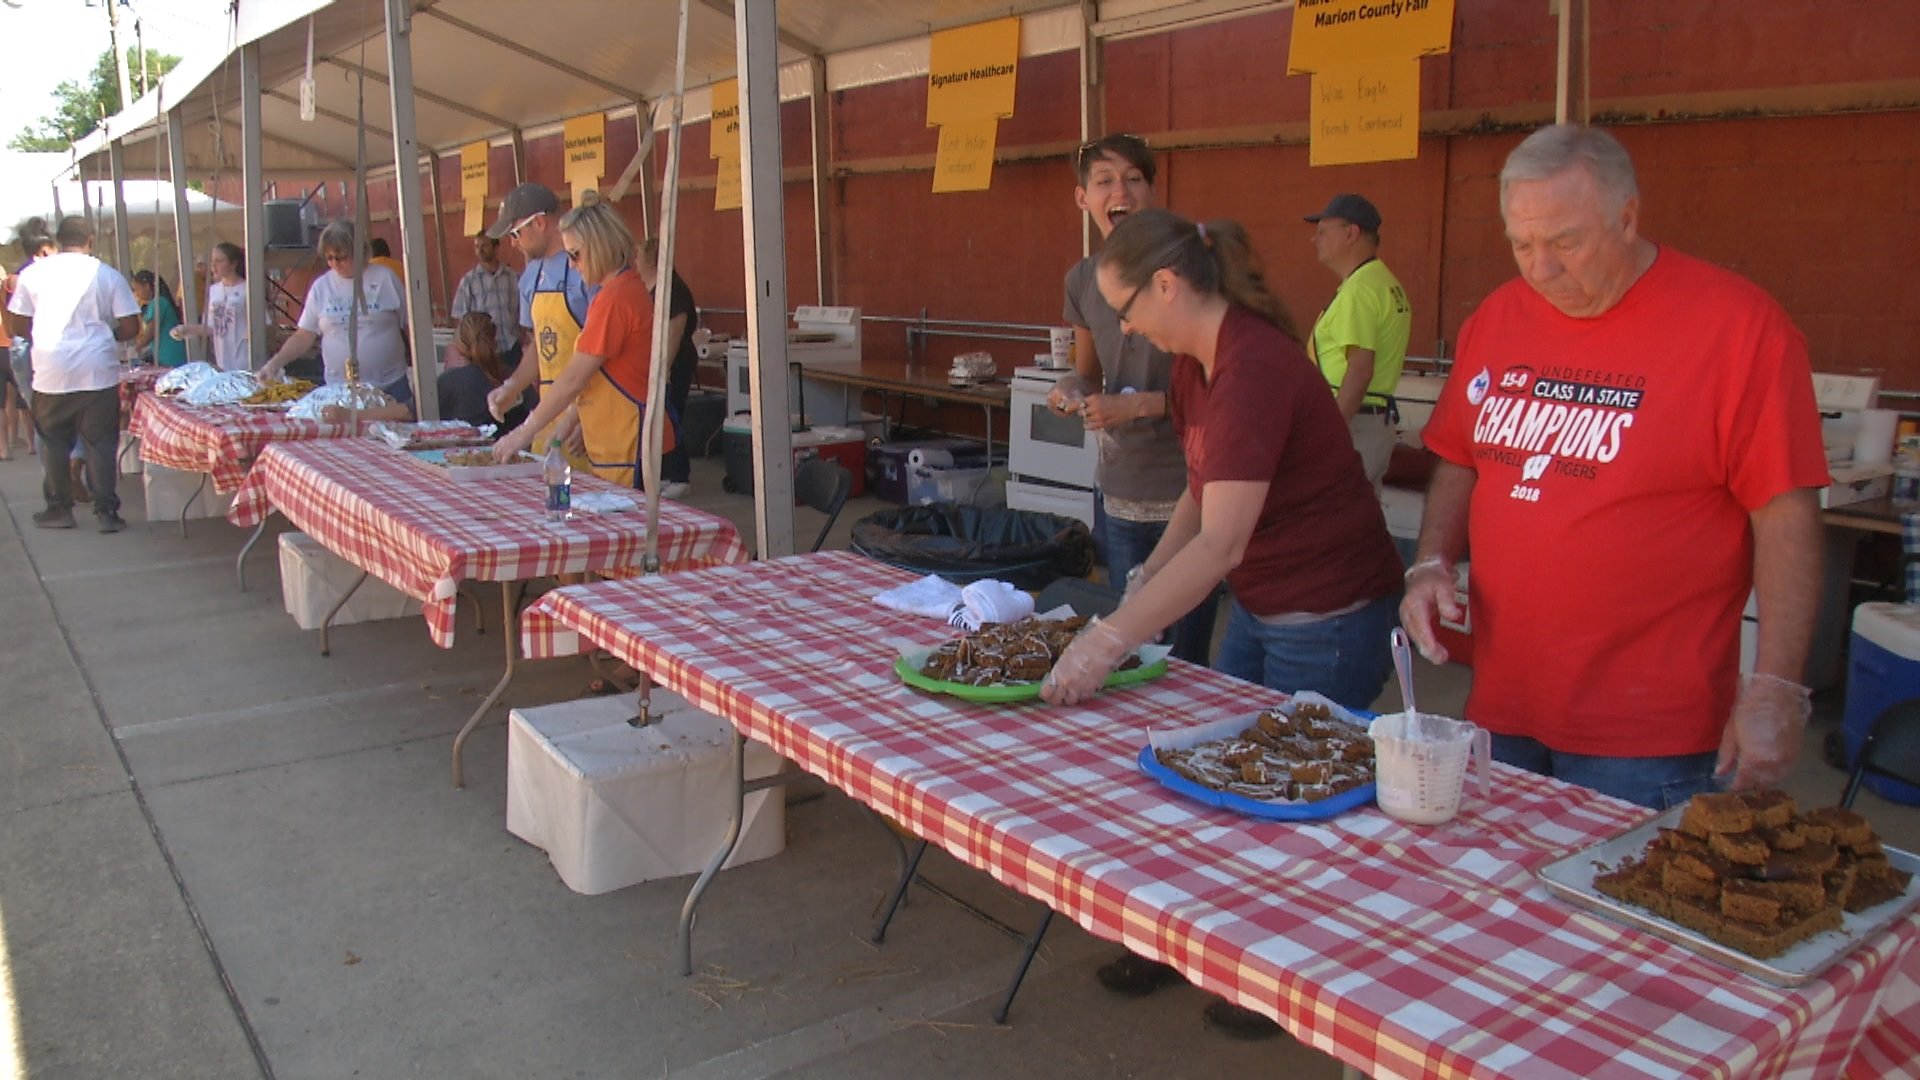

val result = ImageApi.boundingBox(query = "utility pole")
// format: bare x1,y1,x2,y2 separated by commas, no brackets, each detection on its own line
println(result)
135,16,149,96
104,0,132,112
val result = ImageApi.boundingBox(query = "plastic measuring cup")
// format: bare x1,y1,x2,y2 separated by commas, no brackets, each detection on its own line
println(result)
1367,711,1491,825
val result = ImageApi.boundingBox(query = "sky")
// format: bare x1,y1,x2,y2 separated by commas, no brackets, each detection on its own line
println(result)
0,0,231,143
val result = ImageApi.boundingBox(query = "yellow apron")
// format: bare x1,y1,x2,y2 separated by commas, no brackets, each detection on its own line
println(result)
529,262,591,469
578,370,646,488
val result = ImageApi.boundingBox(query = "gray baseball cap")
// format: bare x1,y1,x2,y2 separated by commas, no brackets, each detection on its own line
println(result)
1304,193,1382,233
486,183,560,239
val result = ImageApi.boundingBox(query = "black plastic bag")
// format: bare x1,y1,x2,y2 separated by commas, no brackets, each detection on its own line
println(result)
850,504,1095,590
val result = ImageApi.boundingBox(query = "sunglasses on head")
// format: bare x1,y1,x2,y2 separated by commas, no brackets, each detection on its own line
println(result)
565,248,584,265
1076,133,1148,171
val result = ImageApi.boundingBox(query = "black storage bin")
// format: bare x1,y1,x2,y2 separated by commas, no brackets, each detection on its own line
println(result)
680,390,727,458
850,504,1095,591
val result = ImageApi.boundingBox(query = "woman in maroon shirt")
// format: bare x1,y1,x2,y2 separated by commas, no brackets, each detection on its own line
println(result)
1043,208,1402,710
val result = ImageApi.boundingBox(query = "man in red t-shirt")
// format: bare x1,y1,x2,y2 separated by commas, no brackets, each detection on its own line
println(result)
1403,125,1829,810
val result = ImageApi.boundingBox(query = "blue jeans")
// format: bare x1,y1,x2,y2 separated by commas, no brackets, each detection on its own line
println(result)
1214,594,1398,712
1097,495,1219,666
1491,734,1720,811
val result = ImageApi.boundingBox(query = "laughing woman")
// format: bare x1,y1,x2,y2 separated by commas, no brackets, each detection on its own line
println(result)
490,192,674,485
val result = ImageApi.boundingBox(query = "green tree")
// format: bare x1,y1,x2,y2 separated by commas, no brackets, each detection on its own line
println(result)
8,47,181,152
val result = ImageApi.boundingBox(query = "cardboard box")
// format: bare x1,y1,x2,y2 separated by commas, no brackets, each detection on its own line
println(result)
506,691,786,894
142,463,233,521
278,532,422,630
1820,463,1892,509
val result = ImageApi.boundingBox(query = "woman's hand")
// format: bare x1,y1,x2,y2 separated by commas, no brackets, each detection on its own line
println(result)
486,384,517,422
1040,619,1135,706
493,427,533,464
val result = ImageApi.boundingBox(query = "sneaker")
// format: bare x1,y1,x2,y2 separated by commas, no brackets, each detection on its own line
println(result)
1094,952,1182,997
97,511,127,534
660,481,692,500
1202,998,1282,1040
32,507,75,529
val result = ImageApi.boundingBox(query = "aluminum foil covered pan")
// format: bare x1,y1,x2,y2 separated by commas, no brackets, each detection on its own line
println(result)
180,370,263,406
155,362,219,396
286,381,398,421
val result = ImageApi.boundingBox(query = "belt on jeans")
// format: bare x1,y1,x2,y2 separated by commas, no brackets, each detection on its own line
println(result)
1357,399,1400,422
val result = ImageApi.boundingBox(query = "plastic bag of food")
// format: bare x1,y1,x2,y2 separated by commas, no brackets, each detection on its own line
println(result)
181,370,263,406
155,362,219,396
287,381,398,421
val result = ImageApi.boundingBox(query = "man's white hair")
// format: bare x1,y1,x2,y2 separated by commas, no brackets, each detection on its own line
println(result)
1499,124,1639,217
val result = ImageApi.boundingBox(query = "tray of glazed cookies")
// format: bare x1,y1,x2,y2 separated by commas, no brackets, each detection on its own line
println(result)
895,616,1171,703
1537,790,1919,986
1138,693,1377,821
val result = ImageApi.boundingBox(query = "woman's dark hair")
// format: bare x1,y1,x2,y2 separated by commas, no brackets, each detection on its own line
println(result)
213,241,245,279
455,312,509,384
1097,208,1299,342
132,269,177,309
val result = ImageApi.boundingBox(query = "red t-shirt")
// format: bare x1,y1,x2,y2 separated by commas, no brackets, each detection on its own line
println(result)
1423,248,1830,756
1168,305,1402,616
575,268,657,400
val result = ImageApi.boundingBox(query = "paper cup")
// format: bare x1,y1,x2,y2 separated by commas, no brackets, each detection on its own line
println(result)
1855,409,1899,467
1048,327,1074,369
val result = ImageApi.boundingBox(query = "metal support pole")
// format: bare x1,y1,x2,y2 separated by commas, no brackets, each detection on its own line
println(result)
737,0,797,558
808,55,834,305
509,128,527,185
383,0,441,420
51,180,63,222
240,42,268,371
1078,1,1100,258
108,140,132,272
167,107,201,361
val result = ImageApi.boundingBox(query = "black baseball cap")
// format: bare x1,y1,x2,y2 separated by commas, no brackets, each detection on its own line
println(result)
486,183,560,239
1304,193,1382,233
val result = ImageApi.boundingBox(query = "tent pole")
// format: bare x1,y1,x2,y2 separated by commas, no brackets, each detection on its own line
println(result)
167,105,202,361
808,54,833,305
383,0,441,419
641,2,691,569
739,0,797,558
109,139,132,272
426,149,454,325
240,41,267,371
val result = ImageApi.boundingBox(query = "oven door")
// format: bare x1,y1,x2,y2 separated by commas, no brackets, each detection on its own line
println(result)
1010,382,1098,490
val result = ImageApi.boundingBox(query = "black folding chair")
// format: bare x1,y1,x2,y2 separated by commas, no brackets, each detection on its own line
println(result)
794,457,852,553
1840,698,1920,808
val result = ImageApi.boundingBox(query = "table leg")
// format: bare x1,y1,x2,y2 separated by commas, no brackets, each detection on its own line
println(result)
871,838,930,944
451,580,523,789
180,472,209,539
234,514,272,592
318,569,369,657
458,585,487,636
1342,1067,1367,1080
990,908,1052,1025
679,727,747,975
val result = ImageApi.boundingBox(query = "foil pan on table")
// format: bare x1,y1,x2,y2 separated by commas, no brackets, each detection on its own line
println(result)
155,362,218,396
287,381,397,421
180,370,262,406
367,420,495,451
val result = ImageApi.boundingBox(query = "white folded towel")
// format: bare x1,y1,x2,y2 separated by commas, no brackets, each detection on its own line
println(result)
954,580,1035,630
874,574,965,619
572,492,638,514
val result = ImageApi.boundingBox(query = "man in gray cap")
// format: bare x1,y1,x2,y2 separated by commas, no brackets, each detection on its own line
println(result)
1305,193,1410,486
484,183,594,452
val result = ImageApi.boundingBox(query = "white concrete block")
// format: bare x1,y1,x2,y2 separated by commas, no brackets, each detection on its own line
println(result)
277,532,422,630
142,462,232,521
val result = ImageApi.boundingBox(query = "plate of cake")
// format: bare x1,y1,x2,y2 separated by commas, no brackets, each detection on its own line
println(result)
1537,790,1918,986
895,615,1171,703
1138,694,1377,820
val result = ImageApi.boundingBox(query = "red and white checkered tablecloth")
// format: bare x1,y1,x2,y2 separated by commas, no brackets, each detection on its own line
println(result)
130,393,350,493
521,550,1920,1080
229,438,749,648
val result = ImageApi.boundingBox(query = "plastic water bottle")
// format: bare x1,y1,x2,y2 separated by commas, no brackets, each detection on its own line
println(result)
543,439,572,522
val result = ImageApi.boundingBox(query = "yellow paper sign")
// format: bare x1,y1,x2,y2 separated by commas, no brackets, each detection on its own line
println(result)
563,113,606,187
460,141,488,237
1288,0,1454,75
709,80,741,161
463,201,485,237
931,118,998,193
1309,58,1420,166
926,18,1020,128
713,155,742,212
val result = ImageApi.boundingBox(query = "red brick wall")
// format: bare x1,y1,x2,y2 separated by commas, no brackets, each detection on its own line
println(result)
312,0,1920,388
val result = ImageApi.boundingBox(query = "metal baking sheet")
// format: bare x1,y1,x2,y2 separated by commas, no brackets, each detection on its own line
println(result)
1537,805,1920,987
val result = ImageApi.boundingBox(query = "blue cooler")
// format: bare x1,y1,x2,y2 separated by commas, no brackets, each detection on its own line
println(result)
1842,602,1920,804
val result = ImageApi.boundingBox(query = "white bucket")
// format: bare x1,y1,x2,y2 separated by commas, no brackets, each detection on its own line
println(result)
1368,712,1491,825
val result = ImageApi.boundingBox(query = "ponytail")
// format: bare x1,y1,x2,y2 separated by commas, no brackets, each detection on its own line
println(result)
1098,208,1301,343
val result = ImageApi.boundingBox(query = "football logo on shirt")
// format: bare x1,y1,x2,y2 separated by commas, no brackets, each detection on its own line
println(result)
1466,367,1491,406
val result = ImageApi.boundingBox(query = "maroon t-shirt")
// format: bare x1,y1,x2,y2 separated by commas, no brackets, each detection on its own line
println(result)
1168,305,1402,616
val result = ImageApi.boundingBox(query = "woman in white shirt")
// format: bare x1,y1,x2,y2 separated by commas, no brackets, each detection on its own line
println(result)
170,242,249,371
259,222,413,408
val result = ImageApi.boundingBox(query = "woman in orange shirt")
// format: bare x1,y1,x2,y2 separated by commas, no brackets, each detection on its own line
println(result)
491,192,674,487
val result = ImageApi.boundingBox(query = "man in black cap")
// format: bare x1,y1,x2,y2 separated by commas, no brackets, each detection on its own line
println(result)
484,183,594,452
1305,193,1410,486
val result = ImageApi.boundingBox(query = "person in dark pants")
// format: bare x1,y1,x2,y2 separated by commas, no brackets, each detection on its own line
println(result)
637,237,699,498
4,216,140,532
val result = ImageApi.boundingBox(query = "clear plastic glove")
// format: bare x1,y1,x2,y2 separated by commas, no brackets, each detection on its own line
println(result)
1397,556,1461,664
1122,564,1151,604
168,325,187,341
486,384,516,422
1040,617,1134,706
1716,672,1812,790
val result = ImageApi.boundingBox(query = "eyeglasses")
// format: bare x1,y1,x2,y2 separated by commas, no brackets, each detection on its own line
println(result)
323,252,350,265
1114,280,1147,323
1076,133,1148,172
506,213,542,240
565,248,584,265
